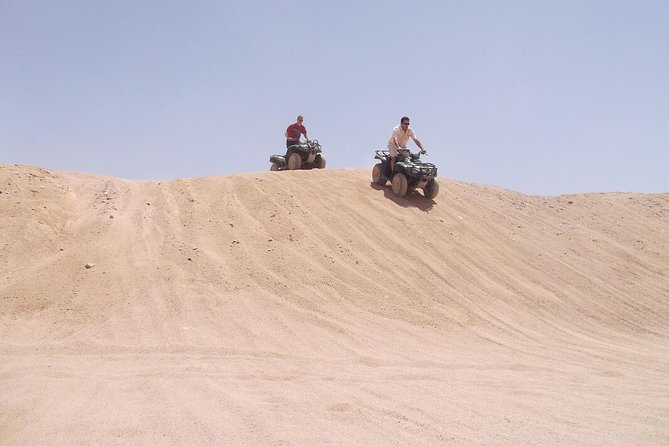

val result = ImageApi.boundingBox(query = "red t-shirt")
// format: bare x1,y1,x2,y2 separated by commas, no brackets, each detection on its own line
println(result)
286,123,307,141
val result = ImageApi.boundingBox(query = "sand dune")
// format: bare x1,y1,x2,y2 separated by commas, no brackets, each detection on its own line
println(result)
1,163,668,445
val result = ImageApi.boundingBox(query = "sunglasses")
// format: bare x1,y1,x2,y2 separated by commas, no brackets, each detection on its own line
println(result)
402,122,410,125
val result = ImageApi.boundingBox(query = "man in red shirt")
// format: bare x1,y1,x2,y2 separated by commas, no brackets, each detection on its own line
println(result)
285,115,309,148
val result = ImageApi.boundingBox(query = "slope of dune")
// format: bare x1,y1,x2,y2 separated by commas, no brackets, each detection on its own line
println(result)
1,163,668,445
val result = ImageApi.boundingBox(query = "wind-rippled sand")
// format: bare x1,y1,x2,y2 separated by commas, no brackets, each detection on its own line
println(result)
1,164,667,445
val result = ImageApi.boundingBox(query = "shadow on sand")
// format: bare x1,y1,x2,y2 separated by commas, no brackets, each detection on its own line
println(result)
369,182,436,212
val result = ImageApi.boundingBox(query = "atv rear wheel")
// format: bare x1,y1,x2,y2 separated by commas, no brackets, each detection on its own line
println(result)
287,152,302,170
391,173,408,197
423,179,439,199
270,163,280,171
316,155,326,169
372,163,386,185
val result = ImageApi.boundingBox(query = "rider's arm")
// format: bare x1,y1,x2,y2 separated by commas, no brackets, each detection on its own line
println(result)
410,129,423,150
394,127,407,150
393,136,402,150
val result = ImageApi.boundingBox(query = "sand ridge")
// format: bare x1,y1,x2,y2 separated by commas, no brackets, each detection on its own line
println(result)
1,163,668,444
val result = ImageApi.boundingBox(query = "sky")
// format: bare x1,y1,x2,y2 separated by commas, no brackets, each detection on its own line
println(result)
1,0,668,196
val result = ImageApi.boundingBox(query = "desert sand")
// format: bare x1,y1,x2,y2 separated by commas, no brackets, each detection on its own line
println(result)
1,163,668,445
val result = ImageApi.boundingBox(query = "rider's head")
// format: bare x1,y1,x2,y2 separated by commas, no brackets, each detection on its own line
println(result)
400,116,410,127
297,115,304,123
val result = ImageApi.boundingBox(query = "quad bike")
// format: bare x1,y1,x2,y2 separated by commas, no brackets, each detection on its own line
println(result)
269,140,326,171
371,149,439,199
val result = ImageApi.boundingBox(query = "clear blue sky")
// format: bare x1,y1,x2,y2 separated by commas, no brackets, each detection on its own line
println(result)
2,1,667,195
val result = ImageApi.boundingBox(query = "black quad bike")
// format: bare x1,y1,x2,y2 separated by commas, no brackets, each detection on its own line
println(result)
269,140,326,171
371,149,439,199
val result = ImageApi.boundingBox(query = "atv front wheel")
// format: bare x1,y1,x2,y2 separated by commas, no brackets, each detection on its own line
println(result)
372,163,386,185
270,163,280,171
316,155,326,169
423,179,439,199
287,153,302,170
391,173,408,197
